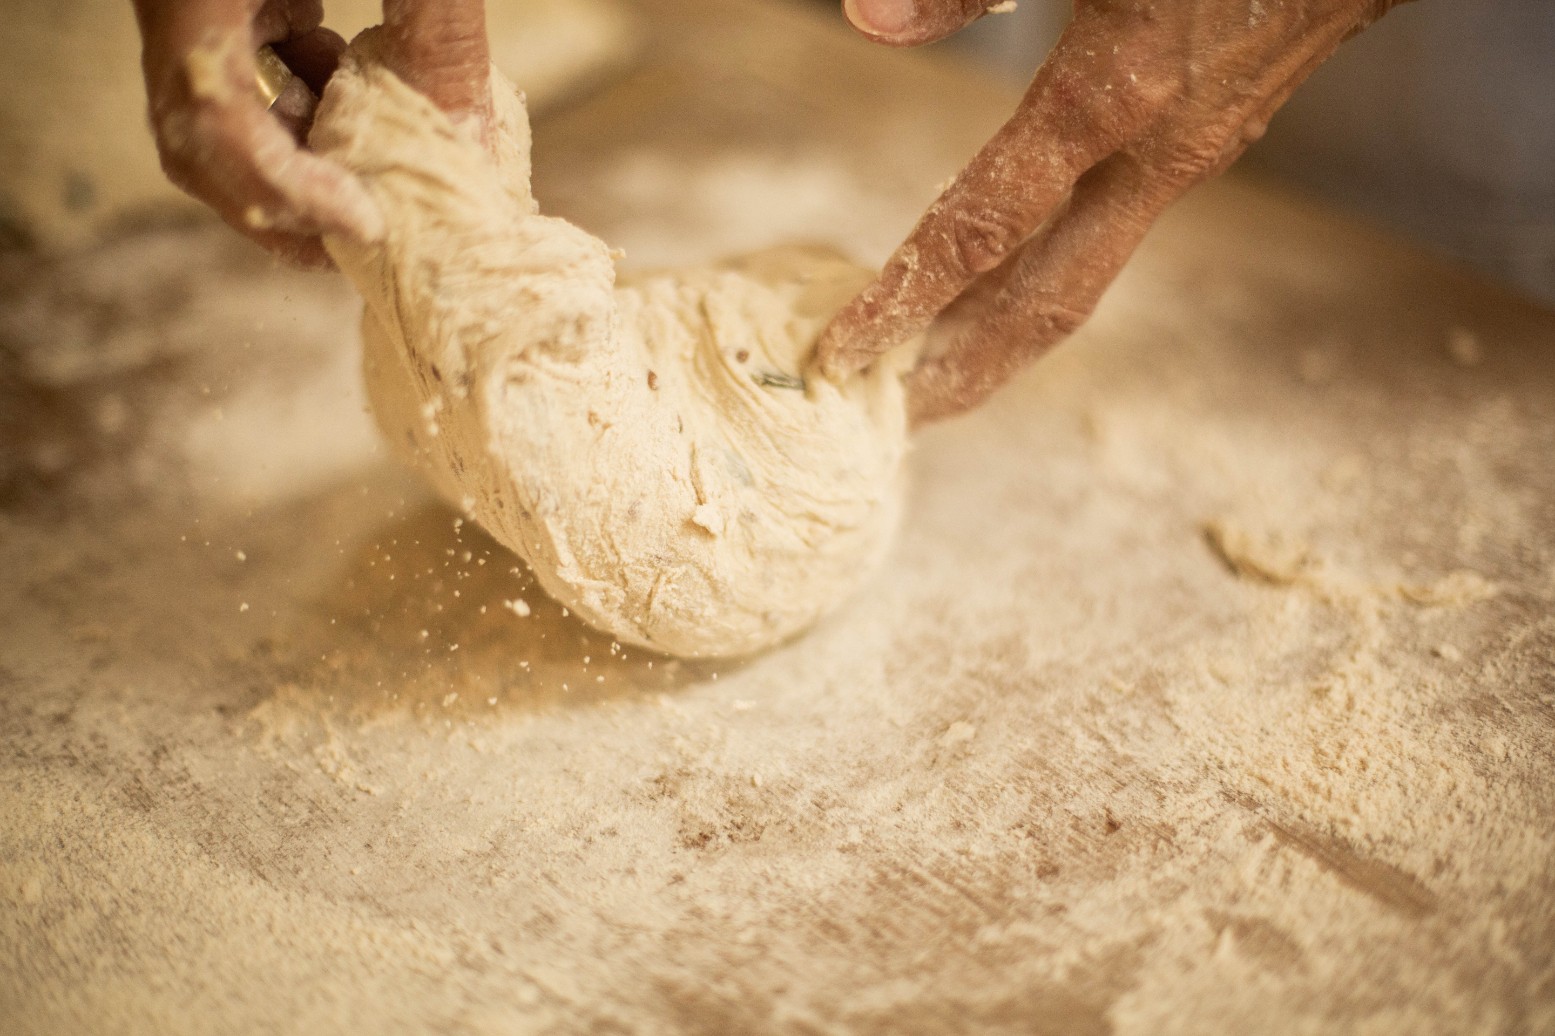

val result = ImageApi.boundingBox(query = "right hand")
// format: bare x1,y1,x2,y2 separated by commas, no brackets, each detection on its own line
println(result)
818,0,1411,424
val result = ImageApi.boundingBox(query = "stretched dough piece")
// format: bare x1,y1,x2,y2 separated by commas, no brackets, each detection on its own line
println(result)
312,35,917,658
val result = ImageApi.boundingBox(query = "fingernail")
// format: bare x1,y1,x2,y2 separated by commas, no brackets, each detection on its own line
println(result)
843,0,917,37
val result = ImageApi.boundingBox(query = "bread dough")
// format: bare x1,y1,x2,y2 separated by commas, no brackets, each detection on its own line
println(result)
311,35,918,658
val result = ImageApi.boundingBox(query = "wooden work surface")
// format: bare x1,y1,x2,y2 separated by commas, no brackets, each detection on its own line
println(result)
3,1,1553,1033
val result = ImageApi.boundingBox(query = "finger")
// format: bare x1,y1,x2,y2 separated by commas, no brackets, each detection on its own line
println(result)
380,0,492,127
136,1,381,265
227,99,385,240
815,11,1167,379
254,0,326,44
163,91,384,257
202,115,380,267
272,25,347,95
904,153,1172,425
842,0,1004,46
171,139,335,270
268,72,319,143
904,22,1361,425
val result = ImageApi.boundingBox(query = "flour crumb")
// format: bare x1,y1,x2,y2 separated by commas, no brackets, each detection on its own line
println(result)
691,503,726,536
940,721,977,748
504,598,532,617
1398,570,1497,607
1203,519,1314,586
184,30,243,103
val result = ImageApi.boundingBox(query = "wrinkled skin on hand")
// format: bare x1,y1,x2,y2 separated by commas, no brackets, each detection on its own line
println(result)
817,0,1415,424
131,0,489,266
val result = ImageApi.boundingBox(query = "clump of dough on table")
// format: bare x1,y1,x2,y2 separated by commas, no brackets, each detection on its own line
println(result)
311,35,919,658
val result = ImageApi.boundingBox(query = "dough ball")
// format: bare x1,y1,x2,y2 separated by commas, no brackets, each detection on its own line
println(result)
312,36,918,658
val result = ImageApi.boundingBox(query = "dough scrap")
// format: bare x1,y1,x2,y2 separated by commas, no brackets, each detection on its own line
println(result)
312,36,918,658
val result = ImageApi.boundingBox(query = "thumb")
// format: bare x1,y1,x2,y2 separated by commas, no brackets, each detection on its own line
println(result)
841,0,1003,46
379,0,491,123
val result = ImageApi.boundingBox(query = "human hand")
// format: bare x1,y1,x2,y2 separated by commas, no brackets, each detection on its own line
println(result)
133,0,495,267
817,0,1413,424
132,0,384,267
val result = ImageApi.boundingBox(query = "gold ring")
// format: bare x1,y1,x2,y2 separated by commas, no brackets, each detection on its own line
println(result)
255,45,294,110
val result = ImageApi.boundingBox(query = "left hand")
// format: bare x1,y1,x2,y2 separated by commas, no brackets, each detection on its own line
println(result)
132,0,380,267
132,0,492,267
816,0,1413,424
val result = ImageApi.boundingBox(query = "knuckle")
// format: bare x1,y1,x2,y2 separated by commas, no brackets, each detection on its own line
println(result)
1041,301,1091,338
1020,297,1091,339
1150,137,1228,184
1110,66,1185,130
1043,59,1175,158
945,202,1031,278
1126,73,1186,124
1048,67,1115,141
